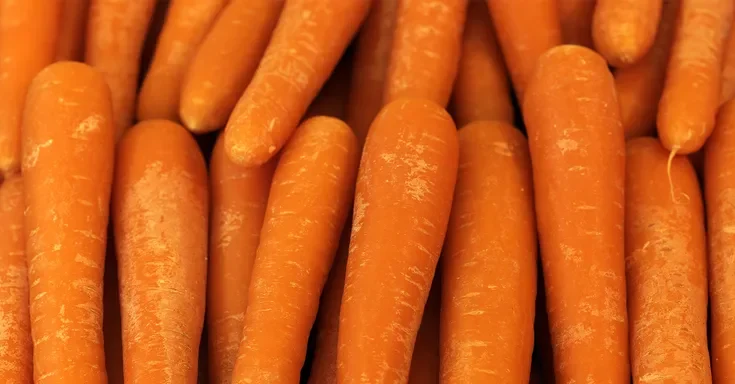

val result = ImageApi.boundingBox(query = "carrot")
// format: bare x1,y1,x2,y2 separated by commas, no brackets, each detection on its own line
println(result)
522,45,629,382
383,0,467,107
338,98,459,383
615,0,679,139
230,116,359,383
440,121,537,383
85,0,156,136
557,0,596,47
451,1,513,127
657,0,734,154
208,134,275,384
487,0,562,100
22,61,115,383
0,0,63,177
223,0,370,167
56,0,90,61
305,52,353,120
626,137,710,382
407,275,440,384
721,10,735,104
0,175,32,383
592,0,663,67
345,0,398,146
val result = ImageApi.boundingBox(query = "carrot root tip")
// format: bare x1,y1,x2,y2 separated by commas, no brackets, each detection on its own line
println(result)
666,146,679,203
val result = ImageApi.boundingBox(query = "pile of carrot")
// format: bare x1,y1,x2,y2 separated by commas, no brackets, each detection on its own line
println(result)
4,0,735,383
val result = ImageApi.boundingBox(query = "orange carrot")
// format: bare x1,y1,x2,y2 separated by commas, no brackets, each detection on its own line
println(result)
592,0,663,67
137,0,228,122
112,119,208,383
230,116,359,383
557,0,596,47
722,10,735,104
626,137,710,382
208,133,275,384
407,275,440,384
305,52,353,120
657,0,733,154
0,175,32,383
0,0,63,177
440,121,537,383
22,61,115,383
384,0,467,107
85,0,156,136
451,2,513,127
522,45,629,382
56,0,90,61
223,0,370,167
338,99,459,383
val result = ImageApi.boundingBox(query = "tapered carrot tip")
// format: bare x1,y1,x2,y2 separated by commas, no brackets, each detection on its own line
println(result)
223,121,275,167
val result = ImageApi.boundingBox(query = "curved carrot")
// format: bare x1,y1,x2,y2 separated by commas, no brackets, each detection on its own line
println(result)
230,116,359,383
440,121,537,383
338,99,459,383
657,0,733,154
56,0,90,61
522,45,629,382
451,2,513,127
557,0,596,47
407,276,440,384
208,134,275,384
592,0,662,67
626,137,710,382
722,10,735,104
22,61,115,384
223,0,370,167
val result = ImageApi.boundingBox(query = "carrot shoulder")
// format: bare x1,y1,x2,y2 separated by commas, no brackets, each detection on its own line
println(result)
557,0,596,47
56,0,90,61
592,0,662,67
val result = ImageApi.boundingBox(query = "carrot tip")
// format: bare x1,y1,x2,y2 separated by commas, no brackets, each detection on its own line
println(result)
666,146,678,203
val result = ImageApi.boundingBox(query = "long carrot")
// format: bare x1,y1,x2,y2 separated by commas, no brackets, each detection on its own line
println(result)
230,116,359,383
0,175,32,383
722,10,735,104
440,120,537,383
407,275,440,384
557,0,596,47
451,2,513,127
223,0,370,167
657,0,733,154
208,133,275,384
22,61,115,383
0,0,63,177
338,98,459,383
592,0,663,67
626,137,710,382
522,45,629,382
56,0,90,61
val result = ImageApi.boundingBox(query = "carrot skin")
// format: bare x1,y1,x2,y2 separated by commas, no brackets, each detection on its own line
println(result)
721,9,735,104
557,0,596,47
592,0,663,67
56,0,90,61
407,275,440,384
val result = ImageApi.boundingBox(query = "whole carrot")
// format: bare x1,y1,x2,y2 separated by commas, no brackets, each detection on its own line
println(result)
440,121,537,383
722,11,735,104
592,0,663,67
223,0,370,167
407,276,440,384
557,0,596,47
230,116,359,384
522,45,629,382
338,99,459,383
56,0,90,61
22,61,114,384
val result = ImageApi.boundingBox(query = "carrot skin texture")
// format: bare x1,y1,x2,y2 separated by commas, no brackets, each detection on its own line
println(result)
22,61,115,384
113,120,208,384
338,99,459,384
407,276,440,384
522,45,629,382
721,11,735,104
56,0,90,61
592,0,662,67
557,0,596,47
440,121,537,383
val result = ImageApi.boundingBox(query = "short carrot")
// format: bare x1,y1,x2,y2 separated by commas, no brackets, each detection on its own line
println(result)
208,134,275,384
22,61,115,384
338,99,459,383
592,0,663,67
223,0,370,167
440,121,537,383
721,11,735,104
305,52,353,120
407,275,440,384
557,0,596,47
230,116,359,384
56,0,90,61
626,137,710,382
522,45,629,382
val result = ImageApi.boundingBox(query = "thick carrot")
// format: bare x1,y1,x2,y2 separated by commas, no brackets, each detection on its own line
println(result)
486,0,562,100
384,0,467,107
305,52,353,120
407,275,440,384
522,45,629,382
451,1,513,127
626,137,710,382
338,99,459,383
85,0,156,136
557,0,596,47
208,134,275,384
56,0,90,61
22,61,115,383
0,0,63,177
0,175,32,383
722,11,735,104
592,0,662,67
440,121,537,383
230,116,359,383
657,0,733,154
223,0,370,167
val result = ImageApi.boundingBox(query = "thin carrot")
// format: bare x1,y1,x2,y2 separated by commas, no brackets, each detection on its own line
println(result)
230,116,359,383
721,9,735,104
208,133,275,384
592,0,663,67
407,275,440,384
305,52,353,120
557,0,596,47
440,121,537,383
22,61,115,383
657,0,733,154
522,45,629,382
56,0,90,61
451,1,513,127
338,98,459,383
223,0,370,167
